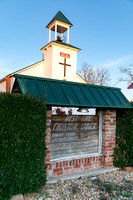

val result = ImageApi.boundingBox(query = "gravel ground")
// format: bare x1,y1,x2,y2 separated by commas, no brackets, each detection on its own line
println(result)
24,170,133,200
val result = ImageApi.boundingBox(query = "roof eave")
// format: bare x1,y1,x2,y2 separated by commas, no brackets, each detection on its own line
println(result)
0,77,6,83
46,19,73,29
40,41,81,52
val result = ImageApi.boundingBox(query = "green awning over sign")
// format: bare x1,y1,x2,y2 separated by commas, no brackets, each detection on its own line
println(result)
13,74,133,109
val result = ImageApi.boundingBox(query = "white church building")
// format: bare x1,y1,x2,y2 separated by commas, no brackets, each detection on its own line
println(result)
0,11,86,93
1,11,132,180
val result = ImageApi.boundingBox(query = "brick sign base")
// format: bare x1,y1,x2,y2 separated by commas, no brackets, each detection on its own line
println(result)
45,108,116,179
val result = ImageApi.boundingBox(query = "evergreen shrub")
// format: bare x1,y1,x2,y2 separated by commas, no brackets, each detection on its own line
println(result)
113,102,133,168
0,93,47,200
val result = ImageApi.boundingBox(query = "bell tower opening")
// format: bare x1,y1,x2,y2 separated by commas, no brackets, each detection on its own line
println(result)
46,11,73,44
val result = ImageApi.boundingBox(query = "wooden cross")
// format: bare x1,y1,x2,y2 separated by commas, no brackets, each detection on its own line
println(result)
59,58,71,78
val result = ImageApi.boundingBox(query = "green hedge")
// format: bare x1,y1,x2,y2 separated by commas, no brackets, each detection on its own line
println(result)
0,93,47,200
113,103,133,168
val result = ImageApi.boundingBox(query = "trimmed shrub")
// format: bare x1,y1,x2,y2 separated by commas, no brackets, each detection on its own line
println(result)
113,103,133,168
0,93,47,200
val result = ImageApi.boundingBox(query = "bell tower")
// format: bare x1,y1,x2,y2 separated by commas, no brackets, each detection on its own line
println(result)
46,11,73,44
41,11,81,81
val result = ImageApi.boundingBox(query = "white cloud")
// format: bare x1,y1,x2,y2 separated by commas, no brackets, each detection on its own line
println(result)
102,54,133,68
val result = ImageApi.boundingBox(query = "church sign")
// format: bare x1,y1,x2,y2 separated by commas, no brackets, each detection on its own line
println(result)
60,52,70,58
50,115,99,160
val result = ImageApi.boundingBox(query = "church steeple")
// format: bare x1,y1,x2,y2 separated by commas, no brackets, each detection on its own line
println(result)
46,11,73,44
41,11,81,82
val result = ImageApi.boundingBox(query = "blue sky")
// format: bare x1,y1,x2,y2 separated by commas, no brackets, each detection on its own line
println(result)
0,0,133,100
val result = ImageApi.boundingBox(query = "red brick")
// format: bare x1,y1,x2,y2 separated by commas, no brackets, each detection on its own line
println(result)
46,134,50,138
105,139,112,142
46,163,52,170
46,138,51,142
46,142,51,146
54,171,63,176
60,162,63,167
84,163,91,167
56,163,59,168
104,126,109,129
106,113,112,115
63,161,68,167
72,160,75,165
63,161,66,167
105,161,113,164
64,166,73,170
45,159,50,163
74,165,81,168
79,159,82,164
110,116,116,119
76,159,78,165
46,129,51,133
105,119,111,122
105,163,114,167
84,166,90,170
45,150,50,154
53,168,63,173
64,169,73,174
55,162,62,168
110,122,115,125
45,154,50,160
110,129,115,132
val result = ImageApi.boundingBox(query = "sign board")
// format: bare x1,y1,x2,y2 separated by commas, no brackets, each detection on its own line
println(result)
60,52,70,59
51,115,99,160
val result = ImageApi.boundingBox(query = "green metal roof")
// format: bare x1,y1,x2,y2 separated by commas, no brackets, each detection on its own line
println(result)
13,74,133,109
46,11,73,28
40,41,81,51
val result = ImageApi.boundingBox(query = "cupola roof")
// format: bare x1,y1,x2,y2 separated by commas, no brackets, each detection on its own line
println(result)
46,11,73,28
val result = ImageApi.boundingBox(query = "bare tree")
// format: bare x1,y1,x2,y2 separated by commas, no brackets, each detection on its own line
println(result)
119,65,133,85
79,63,110,85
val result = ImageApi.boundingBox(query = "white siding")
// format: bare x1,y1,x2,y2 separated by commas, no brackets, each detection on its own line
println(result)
0,81,6,92
17,61,45,78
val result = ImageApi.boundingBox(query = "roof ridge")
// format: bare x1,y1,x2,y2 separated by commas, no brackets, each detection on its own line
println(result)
14,74,121,90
